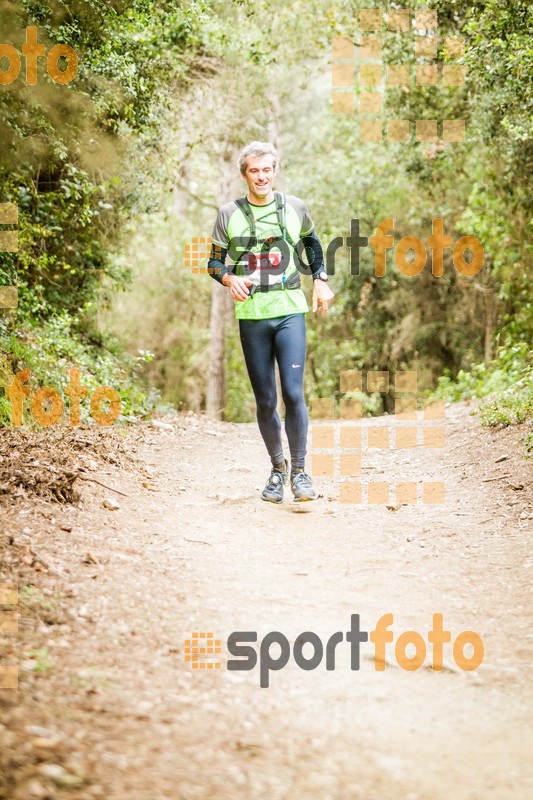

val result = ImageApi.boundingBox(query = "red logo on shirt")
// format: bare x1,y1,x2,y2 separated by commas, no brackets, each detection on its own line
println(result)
248,252,282,271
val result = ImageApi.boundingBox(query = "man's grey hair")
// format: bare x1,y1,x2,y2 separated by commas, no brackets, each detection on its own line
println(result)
238,141,278,175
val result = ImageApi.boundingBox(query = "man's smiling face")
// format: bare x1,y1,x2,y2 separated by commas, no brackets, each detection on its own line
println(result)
243,154,275,203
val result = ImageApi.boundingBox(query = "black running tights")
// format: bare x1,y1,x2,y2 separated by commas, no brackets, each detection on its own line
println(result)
238,314,308,469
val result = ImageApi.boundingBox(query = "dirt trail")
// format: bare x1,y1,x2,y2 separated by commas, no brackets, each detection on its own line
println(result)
1,404,532,800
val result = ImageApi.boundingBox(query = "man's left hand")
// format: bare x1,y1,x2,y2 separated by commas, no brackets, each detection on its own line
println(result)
312,279,335,316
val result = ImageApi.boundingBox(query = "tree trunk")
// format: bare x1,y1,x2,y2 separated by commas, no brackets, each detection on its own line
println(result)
206,287,231,418
206,148,242,419
484,290,496,367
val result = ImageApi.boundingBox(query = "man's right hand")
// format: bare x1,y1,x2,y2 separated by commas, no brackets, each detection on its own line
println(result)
222,273,253,302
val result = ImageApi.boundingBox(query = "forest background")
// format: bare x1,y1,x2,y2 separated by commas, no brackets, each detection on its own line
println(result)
0,0,531,444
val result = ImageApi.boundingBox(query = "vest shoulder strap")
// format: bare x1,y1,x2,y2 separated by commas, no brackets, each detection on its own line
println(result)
235,194,296,248
234,196,256,238
274,192,296,247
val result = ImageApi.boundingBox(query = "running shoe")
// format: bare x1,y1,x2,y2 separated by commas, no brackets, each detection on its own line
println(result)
290,470,317,502
261,461,288,504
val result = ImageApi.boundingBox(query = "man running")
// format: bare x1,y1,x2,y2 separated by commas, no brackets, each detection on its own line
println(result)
208,141,334,503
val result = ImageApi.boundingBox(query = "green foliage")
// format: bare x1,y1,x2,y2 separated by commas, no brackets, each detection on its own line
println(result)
1,1,210,319
285,0,532,412
0,312,159,426
2,0,530,427
224,326,255,422
479,383,533,427
0,0,218,425
434,343,532,401
434,342,532,448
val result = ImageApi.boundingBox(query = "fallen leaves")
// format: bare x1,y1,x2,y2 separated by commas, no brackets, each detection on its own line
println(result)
0,427,134,506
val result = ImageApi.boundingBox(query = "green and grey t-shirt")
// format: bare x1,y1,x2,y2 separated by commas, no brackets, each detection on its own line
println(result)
211,194,314,320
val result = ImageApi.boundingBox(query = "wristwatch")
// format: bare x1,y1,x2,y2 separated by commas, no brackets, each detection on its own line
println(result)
313,270,329,282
